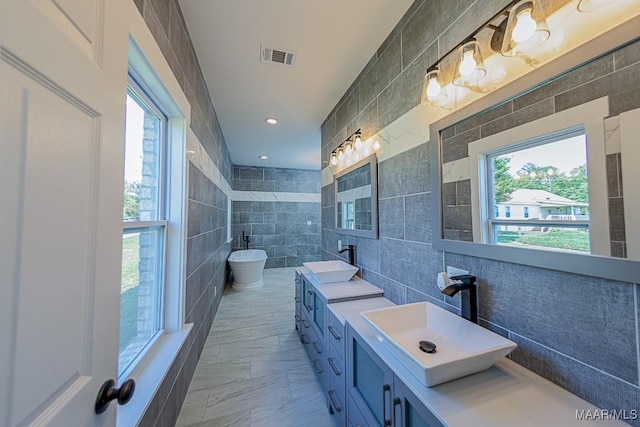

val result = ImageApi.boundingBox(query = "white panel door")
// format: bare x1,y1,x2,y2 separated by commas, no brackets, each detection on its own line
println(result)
0,0,129,425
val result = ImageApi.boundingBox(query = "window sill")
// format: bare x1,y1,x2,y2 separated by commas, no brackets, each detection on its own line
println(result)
116,324,193,426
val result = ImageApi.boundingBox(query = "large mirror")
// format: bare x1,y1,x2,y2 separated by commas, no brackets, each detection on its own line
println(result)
430,31,640,283
334,154,378,238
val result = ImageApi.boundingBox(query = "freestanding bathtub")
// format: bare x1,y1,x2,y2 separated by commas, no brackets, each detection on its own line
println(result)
228,249,267,290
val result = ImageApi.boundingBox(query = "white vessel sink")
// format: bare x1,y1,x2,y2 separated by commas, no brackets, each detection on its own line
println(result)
361,302,516,387
303,260,358,283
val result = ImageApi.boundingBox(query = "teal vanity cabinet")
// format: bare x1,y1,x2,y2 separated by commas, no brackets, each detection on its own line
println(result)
346,323,444,427
294,269,301,338
327,297,394,427
295,267,385,425
299,273,327,390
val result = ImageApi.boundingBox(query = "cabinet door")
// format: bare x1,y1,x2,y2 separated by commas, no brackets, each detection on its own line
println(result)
347,324,394,427
302,277,314,312
394,379,444,427
295,275,301,334
313,292,326,336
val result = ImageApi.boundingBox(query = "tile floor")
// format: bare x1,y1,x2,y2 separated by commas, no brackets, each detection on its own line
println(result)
176,267,338,427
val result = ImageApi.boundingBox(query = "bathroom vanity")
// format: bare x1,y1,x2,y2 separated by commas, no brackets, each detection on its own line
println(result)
294,267,383,396
296,265,626,426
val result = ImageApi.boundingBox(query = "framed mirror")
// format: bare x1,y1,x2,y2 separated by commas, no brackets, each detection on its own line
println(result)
430,31,640,284
334,154,378,238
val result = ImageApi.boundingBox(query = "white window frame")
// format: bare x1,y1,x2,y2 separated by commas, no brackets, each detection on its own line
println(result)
620,107,640,260
118,6,191,426
484,126,589,246
468,97,610,257
119,75,169,376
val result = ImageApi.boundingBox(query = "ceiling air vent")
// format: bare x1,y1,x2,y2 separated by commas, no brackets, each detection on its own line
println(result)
260,44,296,67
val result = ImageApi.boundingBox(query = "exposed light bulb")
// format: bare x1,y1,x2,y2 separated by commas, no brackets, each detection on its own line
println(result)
354,134,363,150
459,50,477,77
426,75,442,99
372,140,381,151
512,10,537,43
345,142,353,155
330,153,338,166
337,148,345,161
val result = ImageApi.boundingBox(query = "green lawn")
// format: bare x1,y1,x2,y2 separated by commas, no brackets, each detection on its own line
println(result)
497,229,590,252
120,234,140,351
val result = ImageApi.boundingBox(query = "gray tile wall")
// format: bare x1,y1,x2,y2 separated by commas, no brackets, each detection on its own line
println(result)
320,1,640,422
133,0,233,184
232,166,322,268
607,153,626,257
133,1,233,425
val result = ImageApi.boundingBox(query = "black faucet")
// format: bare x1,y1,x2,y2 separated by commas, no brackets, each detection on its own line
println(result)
241,231,250,250
338,244,356,266
441,274,478,324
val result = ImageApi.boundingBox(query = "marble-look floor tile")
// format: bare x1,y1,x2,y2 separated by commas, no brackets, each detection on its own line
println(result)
179,267,336,426
252,320,293,339
197,343,220,365
203,373,291,420
182,409,252,427
206,325,253,346
175,389,210,426
250,392,336,427
250,347,308,379
278,332,302,351
287,365,324,402
188,357,251,392
216,335,281,363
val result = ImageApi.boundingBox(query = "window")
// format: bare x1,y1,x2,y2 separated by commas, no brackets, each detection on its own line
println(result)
120,76,168,375
486,127,590,253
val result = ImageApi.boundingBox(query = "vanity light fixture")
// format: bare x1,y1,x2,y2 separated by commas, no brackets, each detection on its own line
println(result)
453,39,487,89
344,140,354,156
577,0,621,12
500,0,550,56
421,66,447,105
329,129,378,173
354,132,363,150
265,117,278,125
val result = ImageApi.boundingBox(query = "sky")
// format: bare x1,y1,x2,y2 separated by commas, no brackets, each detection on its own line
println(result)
502,134,587,176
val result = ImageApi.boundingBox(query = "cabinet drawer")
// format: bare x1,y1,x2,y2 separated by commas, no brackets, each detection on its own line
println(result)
347,391,370,427
328,373,346,427
327,345,345,397
311,354,326,391
327,310,345,355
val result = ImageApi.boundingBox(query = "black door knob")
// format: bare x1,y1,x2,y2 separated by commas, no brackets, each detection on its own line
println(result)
95,378,135,414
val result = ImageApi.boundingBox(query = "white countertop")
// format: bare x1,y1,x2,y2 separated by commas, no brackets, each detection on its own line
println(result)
343,301,626,427
301,270,384,302
329,297,395,326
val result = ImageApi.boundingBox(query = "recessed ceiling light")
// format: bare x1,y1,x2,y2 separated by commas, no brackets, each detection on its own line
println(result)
265,117,278,125
259,155,268,160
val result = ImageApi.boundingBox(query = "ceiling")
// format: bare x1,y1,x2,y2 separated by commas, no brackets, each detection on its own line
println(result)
179,0,414,170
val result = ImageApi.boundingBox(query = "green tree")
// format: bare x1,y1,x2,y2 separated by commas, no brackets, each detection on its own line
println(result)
493,157,517,202
123,180,140,220
493,157,588,204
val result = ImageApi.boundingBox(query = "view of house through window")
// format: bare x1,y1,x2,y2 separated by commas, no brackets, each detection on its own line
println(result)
489,131,590,253
120,78,167,375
